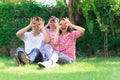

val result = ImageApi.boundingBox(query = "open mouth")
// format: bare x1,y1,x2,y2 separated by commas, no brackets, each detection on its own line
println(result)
61,27,66,30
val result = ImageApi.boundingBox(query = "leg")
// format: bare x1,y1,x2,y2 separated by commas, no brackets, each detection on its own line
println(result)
38,51,59,68
28,48,44,64
14,47,25,66
57,52,74,64
16,47,30,64
44,44,53,61
16,47,25,56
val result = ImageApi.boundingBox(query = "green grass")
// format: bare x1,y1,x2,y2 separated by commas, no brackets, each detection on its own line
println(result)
0,57,120,80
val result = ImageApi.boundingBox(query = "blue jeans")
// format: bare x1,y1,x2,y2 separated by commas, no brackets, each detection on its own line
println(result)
44,44,74,64
16,47,44,64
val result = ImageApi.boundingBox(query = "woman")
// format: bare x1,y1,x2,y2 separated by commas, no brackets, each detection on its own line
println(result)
55,18,85,64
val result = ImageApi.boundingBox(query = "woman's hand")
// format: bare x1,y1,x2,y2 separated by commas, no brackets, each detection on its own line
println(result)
63,18,72,27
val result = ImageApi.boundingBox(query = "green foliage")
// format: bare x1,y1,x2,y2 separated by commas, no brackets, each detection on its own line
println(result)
0,1,119,57
73,0,120,56
0,2,68,55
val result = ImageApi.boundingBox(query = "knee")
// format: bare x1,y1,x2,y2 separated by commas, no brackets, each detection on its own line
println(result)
32,48,39,52
58,57,73,64
44,44,51,50
67,60,73,64
16,47,23,51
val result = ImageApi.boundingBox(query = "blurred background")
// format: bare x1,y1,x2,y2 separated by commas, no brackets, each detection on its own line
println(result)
0,0,119,57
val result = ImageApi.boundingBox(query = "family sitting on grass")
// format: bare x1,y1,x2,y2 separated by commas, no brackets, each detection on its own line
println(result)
14,16,85,68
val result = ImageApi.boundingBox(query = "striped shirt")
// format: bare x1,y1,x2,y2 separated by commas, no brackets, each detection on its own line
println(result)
59,31,81,61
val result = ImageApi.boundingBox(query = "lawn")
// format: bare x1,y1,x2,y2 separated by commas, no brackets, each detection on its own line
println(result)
0,56,120,80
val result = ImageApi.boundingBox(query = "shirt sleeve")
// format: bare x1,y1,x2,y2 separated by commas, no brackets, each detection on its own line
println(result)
72,31,81,39
22,32,29,41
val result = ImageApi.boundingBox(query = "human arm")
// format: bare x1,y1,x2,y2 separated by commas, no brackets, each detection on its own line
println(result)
53,19,60,45
40,21,50,43
64,18,85,36
41,29,50,43
41,19,51,30
16,18,33,39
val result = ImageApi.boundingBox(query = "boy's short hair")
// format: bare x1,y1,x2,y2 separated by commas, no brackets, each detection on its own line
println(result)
33,17,44,22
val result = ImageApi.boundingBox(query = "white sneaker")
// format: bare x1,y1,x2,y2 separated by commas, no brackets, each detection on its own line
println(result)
38,61,51,69
38,61,59,69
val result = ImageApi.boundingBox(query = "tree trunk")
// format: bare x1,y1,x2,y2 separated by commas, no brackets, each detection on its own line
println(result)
68,0,75,24
104,31,109,57
64,0,67,5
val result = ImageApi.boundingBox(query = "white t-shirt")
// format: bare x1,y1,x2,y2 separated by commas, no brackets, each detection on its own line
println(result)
22,32,45,55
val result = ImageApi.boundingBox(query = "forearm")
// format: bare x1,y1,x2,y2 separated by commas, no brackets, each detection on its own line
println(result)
70,23,85,35
53,28,59,45
42,30,50,43
16,25,31,39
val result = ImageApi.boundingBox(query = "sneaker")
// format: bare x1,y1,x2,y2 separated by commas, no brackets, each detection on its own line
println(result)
14,55,21,66
38,61,59,69
38,61,51,69
19,52,30,64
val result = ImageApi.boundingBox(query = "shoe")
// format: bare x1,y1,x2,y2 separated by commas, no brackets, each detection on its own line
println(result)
38,61,59,69
14,55,21,66
19,52,30,64
38,61,51,69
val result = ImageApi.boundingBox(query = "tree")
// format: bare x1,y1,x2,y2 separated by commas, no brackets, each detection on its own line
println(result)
67,0,120,57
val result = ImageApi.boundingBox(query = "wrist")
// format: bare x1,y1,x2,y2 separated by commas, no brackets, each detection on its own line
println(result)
69,23,73,26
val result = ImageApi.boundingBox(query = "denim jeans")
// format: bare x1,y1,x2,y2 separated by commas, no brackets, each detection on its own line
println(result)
16,47,44,64
44,44,74,64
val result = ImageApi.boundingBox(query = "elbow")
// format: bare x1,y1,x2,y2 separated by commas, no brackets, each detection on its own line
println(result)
80,28,85,36
83,28,85,33
16,32,19,37
16,32,23,39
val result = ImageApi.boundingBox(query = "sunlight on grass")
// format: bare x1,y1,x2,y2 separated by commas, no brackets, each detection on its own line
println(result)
0,57,120,80
0,63,5,69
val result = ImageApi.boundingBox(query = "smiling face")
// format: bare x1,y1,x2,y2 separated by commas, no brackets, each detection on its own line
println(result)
32,17,44,31
59,19,69,33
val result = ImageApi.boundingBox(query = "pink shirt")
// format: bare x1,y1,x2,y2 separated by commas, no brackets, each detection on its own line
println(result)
46,29,59,51
59,31,81,61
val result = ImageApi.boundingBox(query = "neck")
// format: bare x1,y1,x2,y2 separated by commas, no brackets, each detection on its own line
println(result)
50,27,56,31
32,30,40,36
50,28,56,32
62,31,68,36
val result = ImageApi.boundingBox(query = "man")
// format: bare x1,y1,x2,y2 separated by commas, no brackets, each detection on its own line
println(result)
14,17,50,66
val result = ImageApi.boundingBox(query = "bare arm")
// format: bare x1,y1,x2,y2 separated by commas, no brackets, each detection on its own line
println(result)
70,24,85,35
42,19,50,30
53,19,60,45
40,21,50,43
65,18,85,36
41,29,50,43
16,18,33,39
53,27,59,45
